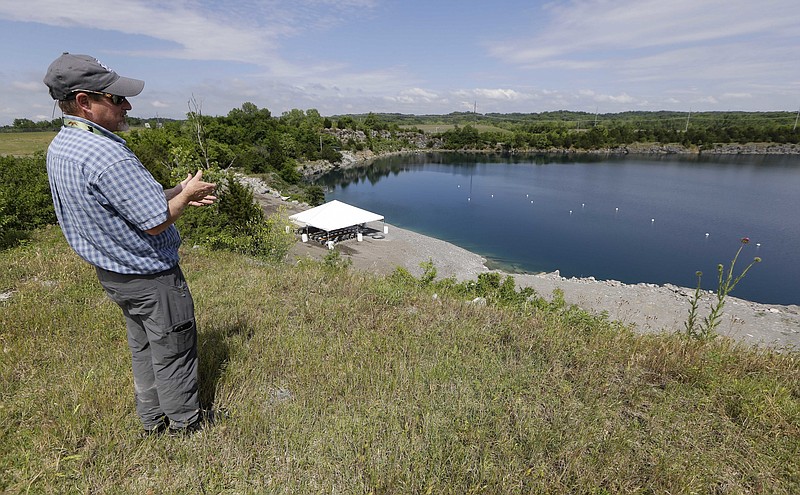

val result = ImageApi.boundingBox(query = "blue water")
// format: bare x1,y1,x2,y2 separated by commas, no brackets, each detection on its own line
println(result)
317,152,800,306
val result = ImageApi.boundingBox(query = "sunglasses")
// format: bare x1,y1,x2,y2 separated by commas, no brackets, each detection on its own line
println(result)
74,90,128,105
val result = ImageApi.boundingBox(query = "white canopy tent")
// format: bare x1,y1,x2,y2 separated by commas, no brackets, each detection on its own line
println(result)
289,200,385,245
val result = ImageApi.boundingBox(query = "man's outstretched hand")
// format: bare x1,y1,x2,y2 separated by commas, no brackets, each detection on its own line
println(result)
180,170,217,207
147,170,218,236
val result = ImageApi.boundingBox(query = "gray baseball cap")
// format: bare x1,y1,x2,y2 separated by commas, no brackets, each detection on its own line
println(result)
43,52,144,101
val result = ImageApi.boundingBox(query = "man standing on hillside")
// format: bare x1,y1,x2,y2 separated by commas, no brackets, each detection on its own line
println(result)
43,52,217,436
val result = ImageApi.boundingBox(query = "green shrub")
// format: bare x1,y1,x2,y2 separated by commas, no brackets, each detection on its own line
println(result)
0,153,55,249
176,170,295,262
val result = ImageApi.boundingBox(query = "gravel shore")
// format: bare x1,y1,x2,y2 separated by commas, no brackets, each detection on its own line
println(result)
254,186,800,352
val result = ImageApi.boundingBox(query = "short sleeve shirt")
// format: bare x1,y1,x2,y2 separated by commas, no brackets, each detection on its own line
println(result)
46,116,181,274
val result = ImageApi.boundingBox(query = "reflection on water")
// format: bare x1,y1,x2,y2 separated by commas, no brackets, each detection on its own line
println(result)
316,152,800,305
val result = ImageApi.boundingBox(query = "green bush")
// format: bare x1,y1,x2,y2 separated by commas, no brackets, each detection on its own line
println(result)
205,214,295,263
176,171,295,262
0,153,55,249
302,185,325,206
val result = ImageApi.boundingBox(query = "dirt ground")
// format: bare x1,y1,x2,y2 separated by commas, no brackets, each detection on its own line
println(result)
258,190,800,352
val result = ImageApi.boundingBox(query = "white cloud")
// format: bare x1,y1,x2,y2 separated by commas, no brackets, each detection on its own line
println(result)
402,88,438,99
695,96,719,105
492,0,800,64
473,88,526,101
0,0,377,78
595,93,635,104
721,93,752,100
385,88,440,106
12,81,42,92
1,0,798,124
486,0,800,104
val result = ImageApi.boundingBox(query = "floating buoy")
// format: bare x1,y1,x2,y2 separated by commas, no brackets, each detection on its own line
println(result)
615,207,619,212
756,243,761,247
569,210,573,215
651,218,655,222
582,203,585,208
705,233,710,237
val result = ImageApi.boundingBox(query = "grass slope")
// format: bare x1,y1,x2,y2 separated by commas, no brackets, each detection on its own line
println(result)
1,227,798,493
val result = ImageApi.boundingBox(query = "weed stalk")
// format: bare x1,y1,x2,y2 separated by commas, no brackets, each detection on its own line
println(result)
684,237,761,339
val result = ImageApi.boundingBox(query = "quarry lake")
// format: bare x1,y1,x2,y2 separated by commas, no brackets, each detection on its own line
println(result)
317,152,800,306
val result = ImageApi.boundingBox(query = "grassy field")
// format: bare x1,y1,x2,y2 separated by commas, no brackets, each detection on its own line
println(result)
401,124,512,135
1,227,798,493
0,131,57,156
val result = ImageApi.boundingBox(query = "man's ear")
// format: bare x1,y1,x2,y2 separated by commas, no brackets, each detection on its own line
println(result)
72,92,95,119
75,92,92,111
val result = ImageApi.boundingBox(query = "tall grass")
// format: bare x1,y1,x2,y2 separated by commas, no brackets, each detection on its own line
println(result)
2,227,798,493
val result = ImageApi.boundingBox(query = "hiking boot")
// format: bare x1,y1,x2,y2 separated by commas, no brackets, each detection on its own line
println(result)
168,419,203,436
168,408,226,437
140,417,169,438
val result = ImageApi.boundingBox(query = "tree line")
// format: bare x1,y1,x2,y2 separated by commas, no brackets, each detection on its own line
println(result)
3,105,799,251
404,110,800,150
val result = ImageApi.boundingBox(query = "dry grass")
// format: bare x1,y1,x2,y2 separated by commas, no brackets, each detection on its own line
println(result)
1,226,798,493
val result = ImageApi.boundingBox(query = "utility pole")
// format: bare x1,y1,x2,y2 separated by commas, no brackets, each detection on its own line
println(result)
685,108,691,132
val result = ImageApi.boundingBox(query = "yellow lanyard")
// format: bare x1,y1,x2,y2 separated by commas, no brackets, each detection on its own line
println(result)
63,117,105,136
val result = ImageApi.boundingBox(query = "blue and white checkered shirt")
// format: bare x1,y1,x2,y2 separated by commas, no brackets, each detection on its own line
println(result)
46,115,181,274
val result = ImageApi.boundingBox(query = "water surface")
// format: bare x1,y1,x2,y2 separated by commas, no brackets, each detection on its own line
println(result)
317,152,800,305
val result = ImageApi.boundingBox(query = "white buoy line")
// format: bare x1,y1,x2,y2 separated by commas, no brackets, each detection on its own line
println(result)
459,194,763,243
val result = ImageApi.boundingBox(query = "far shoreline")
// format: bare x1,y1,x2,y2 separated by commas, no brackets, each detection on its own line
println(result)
299,143,800,179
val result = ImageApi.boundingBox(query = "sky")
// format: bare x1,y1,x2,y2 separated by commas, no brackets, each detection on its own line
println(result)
1,0,799,126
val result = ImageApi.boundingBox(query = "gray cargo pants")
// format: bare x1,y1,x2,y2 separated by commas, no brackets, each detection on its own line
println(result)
96,265,200,430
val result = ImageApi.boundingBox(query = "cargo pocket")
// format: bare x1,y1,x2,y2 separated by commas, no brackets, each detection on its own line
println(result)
153,269,195,331
168,319,197,356
151,268,197,358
